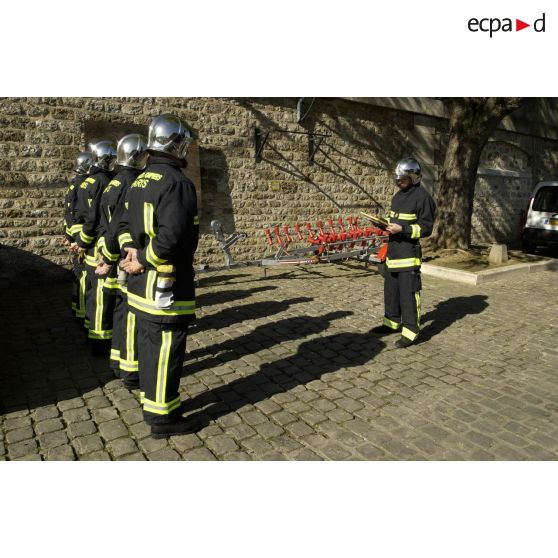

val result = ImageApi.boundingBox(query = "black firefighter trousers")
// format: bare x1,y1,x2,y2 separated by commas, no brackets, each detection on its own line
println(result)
72,259,86,320
110,288,138,381
85,266,114,341
135,314,189,425
383,269,422,342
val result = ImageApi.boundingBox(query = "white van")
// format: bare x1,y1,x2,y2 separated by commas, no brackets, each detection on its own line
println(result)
521,182,558,253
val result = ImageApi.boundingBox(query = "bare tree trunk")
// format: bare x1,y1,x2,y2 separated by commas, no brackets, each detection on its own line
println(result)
428,98,525,251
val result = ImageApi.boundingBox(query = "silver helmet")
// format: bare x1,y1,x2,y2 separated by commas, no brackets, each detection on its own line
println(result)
74,151,94,175
91,140,117,171
395,157,422,185
147,113,193,160
117,134,149,170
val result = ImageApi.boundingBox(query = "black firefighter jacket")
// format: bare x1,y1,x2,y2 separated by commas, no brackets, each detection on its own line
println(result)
63,173,81,242
385,182,436,272
96,166,142,291
119,155,199,324
73,166,114,268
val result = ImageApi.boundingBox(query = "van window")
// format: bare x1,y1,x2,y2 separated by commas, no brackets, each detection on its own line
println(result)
532,187,558,212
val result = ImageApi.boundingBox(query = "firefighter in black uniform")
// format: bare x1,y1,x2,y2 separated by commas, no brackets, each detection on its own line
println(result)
372,157,436,348
120,114,199,438
94,134,148,386
71,141,117,347
65,151,93,321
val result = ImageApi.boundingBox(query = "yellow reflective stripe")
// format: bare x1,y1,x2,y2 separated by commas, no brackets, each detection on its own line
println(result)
401,327,418,342
146,242,166,267
127,291,195,317
101,243,119,262
88,330,113,340
80,230,94,243
119,359,139,372
97,236,105,250
84,318,91,329
386,257,421,268
146,269,156,302
84,254,98,267
144,202,155,238
193,215,200,225
104,277,119,289
95,278,103,333
107,207,112,223
143,396,181,415
102,249,119,263
140,391,146,404
389,211,417,220
410,224,421,239
156,331,172,404
383,317,401,330
126,311,136,364
110,349,121,362
118,233,133,248
84,243,99,267
70,224,83,234
415,292,421,329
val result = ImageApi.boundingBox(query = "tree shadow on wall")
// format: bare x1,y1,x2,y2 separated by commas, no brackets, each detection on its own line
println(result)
233,97,418,215
199,146,235,236
316,98,414,172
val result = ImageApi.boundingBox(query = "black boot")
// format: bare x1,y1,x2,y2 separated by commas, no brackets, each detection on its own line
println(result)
395,337,414,349
90,340,111,357
371,325,400,335
123,376,140,390
150,418,198,439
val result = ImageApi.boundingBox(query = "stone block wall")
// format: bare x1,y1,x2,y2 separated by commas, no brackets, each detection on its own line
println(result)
1,97,558,271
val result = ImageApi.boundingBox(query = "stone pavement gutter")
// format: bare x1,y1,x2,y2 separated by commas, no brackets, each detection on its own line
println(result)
422,259,558,285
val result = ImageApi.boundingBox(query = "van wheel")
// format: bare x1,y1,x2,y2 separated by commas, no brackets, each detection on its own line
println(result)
522,240,536,254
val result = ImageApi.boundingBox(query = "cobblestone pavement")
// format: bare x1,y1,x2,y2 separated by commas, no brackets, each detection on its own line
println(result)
1,262,557,461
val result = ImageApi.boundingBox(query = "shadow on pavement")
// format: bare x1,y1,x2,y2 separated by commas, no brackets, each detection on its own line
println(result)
0,246,282,416
184,310,353,376
418,295,489,343
196,285,277,309
0,246,105,415
191,296,313,333
181,327,386,429
196,272,251,287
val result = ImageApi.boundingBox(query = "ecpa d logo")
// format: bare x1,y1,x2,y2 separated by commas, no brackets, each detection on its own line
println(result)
468,13,546,37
